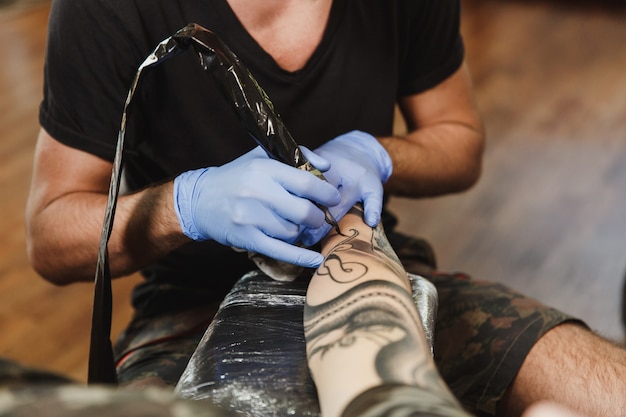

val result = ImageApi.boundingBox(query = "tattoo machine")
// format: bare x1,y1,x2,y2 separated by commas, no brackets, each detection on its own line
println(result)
151,23,341,234
90,21,345,385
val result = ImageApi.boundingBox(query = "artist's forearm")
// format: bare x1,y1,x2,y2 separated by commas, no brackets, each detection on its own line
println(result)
380,63,485,199
26,182,189,284
380,122,484,198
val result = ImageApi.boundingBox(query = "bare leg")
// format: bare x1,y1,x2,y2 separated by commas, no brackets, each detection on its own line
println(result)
303,205,471,417
499,323,626,417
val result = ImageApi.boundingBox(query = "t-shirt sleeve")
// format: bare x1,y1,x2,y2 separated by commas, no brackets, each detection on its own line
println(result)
39,0,144,161
396,0,465,97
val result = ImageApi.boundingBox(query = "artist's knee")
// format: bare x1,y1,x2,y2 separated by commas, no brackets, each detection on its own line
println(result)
520,321,626,381
531,321,594,351
498,322,626,417
532,321,626,362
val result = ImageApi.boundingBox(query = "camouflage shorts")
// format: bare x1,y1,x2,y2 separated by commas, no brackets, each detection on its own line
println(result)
113,231,582,416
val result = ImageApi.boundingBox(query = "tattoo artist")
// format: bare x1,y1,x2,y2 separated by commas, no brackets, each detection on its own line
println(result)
25,0,626,416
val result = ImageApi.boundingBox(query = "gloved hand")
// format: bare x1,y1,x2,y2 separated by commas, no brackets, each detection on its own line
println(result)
300,130,392,246
173,146,341,268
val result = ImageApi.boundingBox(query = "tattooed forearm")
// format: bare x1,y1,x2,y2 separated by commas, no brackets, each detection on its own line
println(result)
341,384,472,417
316,229,369,284
304,205,468,417
316,227,405,287
304,280,455,411
308,206,409,307
305,280,433,384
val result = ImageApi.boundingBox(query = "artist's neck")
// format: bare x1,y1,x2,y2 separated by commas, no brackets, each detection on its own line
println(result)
226,0,333,72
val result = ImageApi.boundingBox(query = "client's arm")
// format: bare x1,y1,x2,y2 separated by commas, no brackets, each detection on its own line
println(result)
304,205,471,417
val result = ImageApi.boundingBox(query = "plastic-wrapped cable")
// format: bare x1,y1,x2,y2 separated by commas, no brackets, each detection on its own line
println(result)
171,24,305,168
88,35,185,385
172,23,340,233
174,272,438,417
89,22,337,384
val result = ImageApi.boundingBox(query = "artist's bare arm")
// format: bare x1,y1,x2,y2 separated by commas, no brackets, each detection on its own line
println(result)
304,205,470,417
381,62,485,198
25,129,190,285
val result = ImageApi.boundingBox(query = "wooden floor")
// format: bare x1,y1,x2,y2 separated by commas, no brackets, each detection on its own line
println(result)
391,0,626,343
0,0,142,383
1,0,625,383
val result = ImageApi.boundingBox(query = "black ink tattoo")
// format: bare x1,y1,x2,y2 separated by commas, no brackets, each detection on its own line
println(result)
305,281,428,383
317,222,405,286
305,204,462,414
341,384,470,417
305,280,459,410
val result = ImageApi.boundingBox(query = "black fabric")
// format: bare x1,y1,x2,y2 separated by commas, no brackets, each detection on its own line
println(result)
39,0,464,314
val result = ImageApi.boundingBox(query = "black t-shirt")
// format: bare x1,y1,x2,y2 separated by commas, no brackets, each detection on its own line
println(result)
40,0,464,314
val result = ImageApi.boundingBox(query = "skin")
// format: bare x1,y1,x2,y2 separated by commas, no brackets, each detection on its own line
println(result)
498,323,626,417
305,205,469,417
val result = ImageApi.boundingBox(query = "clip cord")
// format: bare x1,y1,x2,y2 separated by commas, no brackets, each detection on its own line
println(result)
88,36,186,385
89,23,338,384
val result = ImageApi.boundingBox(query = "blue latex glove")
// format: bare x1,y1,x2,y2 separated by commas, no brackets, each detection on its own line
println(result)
173,146,341,268
300,130,392,246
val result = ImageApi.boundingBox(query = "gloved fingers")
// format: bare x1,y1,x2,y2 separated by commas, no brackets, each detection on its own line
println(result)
299,146,331,172
237,230,324,268
270,165,341,208
299,180,384,246
299,223,332,248
340,131,393,181
232,199,316,243
250,204,300,238
229,166,338,229
268,194,330,230
268,241,324,268
360,184,385,227
299,197,355,246
315,130,393,183
314,162,342,189
174,147,341,247
242,145,273,159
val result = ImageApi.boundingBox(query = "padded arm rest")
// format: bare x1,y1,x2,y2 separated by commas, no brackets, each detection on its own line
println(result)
175,271,438,417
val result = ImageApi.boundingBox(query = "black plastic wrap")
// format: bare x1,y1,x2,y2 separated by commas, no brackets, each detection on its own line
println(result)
176,271,319,416
172,24,306,167
174,272,438,417
90,22,341,383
